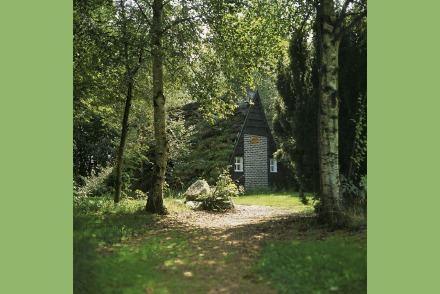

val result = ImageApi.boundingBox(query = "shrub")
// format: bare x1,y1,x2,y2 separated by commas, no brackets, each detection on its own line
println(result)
341,174,367,207
133,189,147,200
74,166,114,197
200,168,243,211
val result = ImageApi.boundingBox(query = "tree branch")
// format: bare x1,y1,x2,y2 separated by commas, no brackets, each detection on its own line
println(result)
133,0,152,27
297,10,312,34
336,0,354,28
336,9,367,41
161,15,203,35
130,44,145,78
343,11,366,18
341,0,355,17
336,0,367,28
163,0,172,7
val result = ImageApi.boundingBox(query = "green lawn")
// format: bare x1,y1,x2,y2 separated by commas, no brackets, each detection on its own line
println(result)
234,192,315,212
74,194,366,293
256,236,367,294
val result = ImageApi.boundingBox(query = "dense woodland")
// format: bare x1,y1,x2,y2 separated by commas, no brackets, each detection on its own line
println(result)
74,0,367,225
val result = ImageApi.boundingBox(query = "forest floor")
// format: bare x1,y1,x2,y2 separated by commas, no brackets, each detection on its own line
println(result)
74,194,367,293
118,205,303,293
165,204,295,228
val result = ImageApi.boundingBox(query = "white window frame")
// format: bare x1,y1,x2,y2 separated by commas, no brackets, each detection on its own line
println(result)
234,157,244,172
270,158,278,173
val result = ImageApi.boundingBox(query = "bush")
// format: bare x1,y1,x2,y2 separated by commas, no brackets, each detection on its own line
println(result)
74,166,134,198
73,195,115,214
133,189,147,200
341,174,367,207
74,166,114,197
200,169,243,211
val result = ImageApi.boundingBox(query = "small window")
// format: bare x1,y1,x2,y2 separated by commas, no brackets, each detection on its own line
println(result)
270,158,277,173
234,157,243,172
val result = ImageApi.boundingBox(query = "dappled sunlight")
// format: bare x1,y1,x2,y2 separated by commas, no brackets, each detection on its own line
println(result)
75,196,364,293
163,258,186,268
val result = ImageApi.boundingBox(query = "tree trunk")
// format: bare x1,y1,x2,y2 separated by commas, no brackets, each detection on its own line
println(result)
146,0,168,214
318,0,342,223
114,82,133,204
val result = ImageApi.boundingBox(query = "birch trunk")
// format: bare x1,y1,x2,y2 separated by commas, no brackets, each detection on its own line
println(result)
318,0,342,222
146,0,168,214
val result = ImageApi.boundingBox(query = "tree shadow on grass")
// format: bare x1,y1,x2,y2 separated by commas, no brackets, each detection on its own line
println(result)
73,207,163,293
211,214,367,294
74,206,366,293
158,211,366,293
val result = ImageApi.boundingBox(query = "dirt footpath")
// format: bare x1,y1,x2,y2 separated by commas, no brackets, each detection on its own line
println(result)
167,204,297,229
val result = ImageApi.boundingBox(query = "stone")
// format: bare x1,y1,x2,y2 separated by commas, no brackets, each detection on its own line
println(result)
184,180,211,201
185,201,203,210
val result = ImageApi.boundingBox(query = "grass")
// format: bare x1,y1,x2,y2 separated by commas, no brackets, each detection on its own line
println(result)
256,236,367,294
74,193,366,293
234,192,315,212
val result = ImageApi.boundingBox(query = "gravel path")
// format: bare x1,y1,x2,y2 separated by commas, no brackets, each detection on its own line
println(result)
168,204,296,229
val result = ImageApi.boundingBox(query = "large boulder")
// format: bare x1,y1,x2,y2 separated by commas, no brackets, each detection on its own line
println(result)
184,180,210,201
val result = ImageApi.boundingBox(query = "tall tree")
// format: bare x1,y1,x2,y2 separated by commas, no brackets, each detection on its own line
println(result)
316,0,342,221
146,0,168,214
316,0,366,223
131,0,293,214
274,26,320,194
74,0,153,198
73,0,123,181
274,0,366,224
114,0,148,203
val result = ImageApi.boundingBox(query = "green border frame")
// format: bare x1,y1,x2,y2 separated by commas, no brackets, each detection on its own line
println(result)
2,0,439,292
369,1,440,293
1,1,72,292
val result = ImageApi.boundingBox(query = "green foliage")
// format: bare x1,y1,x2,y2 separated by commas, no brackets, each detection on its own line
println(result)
274,28,320,193
274,8,367,198
74,195,112,214
256,237,367,294
73,113,118,181
341,174,367,207
339,25,367,180
73,0,147,185
171,0,295,121
200,169,243,211
213,168,244,198
74,164,138,199
133,189,147,200
75,166,114,197
347,95,367,179
74,0,293,200
167,102,245,190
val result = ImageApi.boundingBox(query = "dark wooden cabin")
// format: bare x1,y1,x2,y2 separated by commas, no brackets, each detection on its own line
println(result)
229,90,288,190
